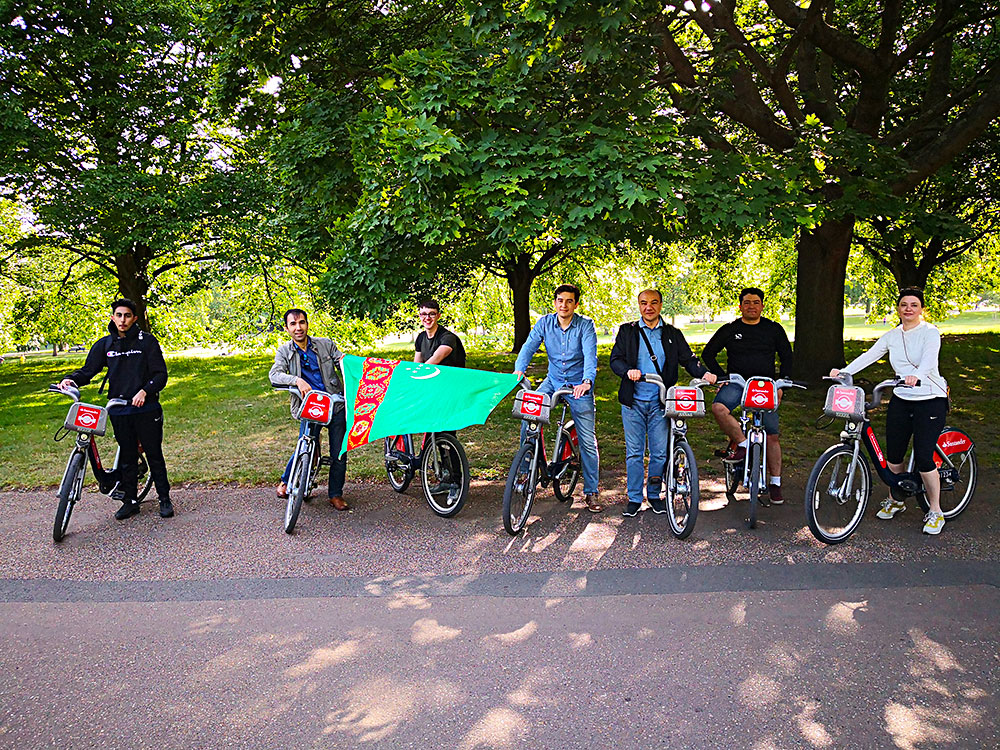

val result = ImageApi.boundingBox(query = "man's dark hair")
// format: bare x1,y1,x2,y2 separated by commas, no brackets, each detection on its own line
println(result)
283,308,308,325
738,287,765,304
111,298,137,314
897,287,925,307
554,284,581,302
417,299,440,311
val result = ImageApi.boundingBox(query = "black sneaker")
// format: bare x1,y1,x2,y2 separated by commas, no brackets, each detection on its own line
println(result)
622,502,642,517
649,499,667,514
159,497,175,518
115,500,139,520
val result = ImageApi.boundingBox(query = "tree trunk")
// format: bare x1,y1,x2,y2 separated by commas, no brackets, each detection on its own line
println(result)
504,257,536,353
115,252,151,331
792,216,855,379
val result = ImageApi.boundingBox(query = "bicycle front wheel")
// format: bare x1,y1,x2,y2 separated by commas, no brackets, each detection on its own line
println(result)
54,450,86,542
284,450,311,534
384,436,414,493
805,444,871,545
667,441,699,540
746,441,762,529
421,433,470,518
502,442,538,535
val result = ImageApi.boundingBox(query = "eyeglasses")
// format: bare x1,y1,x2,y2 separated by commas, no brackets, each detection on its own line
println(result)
419,312,438,318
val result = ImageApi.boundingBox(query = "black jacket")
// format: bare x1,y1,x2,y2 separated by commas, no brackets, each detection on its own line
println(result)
609,320,708,407
701,317,793,380
66,322,168,409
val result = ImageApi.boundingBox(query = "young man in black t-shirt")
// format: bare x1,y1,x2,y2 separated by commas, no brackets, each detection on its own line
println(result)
702,287,794,505
414,299,466,368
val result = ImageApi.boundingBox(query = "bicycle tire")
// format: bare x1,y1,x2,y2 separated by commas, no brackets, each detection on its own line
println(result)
915,430,977,519
667,440,699,540
54,450,86,543
136,453,154,502
723,458,740,502
384,436,414,493
502,442,538,535
284,450,310,534
804,444,872,545
746,441,762,529
421,433,470,518
552,427,580,503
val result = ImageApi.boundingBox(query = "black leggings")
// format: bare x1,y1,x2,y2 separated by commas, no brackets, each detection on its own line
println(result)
885,396,948,472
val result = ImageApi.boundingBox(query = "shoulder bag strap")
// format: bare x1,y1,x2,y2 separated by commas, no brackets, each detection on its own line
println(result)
637,324,664,378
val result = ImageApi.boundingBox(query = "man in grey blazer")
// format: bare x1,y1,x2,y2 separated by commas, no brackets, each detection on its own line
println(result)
269,308,349,510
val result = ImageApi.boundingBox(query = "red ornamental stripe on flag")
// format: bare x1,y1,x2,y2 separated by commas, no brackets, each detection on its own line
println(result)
346,358,400,450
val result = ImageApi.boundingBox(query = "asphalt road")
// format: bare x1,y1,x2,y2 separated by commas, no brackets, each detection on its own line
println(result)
1,469,998,749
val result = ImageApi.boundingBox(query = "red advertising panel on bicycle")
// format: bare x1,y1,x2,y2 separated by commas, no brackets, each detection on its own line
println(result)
297,391,334,425
513,390,551,424
743,379,778,412
824,385,866,420
935,430,973,464
64,402,109,436
665,386,705,418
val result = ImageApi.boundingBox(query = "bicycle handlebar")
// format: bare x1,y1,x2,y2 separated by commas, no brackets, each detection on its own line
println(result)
48,384,128,409
718,373,807,391
825,374,919,411
639,373,715,406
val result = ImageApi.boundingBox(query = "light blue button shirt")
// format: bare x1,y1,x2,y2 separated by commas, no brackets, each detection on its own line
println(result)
634,318,665,402
514,313,598,387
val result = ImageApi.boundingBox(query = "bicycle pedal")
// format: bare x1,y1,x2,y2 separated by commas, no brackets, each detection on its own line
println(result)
109,487,125,501
319,456,332,466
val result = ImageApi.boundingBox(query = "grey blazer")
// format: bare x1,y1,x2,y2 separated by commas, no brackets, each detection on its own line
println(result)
269,337,345,418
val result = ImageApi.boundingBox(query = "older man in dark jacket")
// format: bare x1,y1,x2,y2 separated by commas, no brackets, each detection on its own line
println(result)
610,290,716,517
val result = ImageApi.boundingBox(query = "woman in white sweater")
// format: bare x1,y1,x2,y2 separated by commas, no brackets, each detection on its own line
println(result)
830,288,950,535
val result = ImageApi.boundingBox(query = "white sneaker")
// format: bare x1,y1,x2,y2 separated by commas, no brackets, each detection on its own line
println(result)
876,498,905,519
922,511,945,535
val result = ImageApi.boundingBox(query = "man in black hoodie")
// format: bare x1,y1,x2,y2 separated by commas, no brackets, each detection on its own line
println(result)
59,299,173,520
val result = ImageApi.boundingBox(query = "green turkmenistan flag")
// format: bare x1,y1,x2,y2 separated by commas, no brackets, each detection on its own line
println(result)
339,355,521,455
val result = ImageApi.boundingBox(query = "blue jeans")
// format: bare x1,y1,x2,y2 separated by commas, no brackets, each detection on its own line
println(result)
521,377,599,494
621,398,668,505
281,409,347,497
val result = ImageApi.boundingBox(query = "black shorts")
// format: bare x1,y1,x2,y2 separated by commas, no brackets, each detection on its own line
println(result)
885,396,948,472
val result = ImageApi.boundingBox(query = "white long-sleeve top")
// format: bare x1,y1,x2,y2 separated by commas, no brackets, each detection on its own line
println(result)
842,321,947,400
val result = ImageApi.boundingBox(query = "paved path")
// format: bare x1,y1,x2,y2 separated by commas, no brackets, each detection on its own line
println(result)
1,470,998,749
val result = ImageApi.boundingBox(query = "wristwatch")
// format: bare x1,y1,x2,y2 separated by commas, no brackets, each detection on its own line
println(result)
582,379,592,385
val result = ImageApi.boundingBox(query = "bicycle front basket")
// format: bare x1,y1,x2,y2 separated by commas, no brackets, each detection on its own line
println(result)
296,390,335,425
664,386,705,418
512,390,551,424
823,385,866,420
64,402,109,436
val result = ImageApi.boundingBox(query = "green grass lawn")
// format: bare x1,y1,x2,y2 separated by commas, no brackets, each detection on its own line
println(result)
2,333,996,490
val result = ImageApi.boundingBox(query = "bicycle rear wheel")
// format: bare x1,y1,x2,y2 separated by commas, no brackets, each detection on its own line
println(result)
136,452,154,502
421,433,470,518
667,441,699,539
54,450,86,543
284,450,311,534
916,430,977,519
384,436,414,493
746,442,762,529
805,444,871,544
552,424,580,503
502,442,538,535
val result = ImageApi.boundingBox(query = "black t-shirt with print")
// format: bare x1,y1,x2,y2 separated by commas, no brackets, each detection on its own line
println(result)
415,326,466,368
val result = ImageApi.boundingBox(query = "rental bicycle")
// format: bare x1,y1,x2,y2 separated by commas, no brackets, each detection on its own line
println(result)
641,374,713,539
383,432,471,517
501,378,581,535
273,384,337,534
47,384,153,542
804,374,977,544
721,373,806,529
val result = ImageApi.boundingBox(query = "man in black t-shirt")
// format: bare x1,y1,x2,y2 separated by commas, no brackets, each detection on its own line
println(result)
414,299,466,368
702,287,794,505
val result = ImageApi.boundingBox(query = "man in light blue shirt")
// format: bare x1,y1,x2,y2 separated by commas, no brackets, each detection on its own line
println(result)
514,284,602,512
